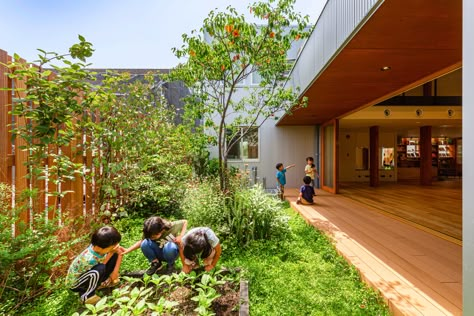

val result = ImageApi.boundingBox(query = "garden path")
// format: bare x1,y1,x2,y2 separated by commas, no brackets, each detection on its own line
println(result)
286,184,462,316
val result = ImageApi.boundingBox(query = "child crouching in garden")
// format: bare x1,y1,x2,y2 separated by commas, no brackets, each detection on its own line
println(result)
124,216,187,275
179,227,221,273
66,226,125,305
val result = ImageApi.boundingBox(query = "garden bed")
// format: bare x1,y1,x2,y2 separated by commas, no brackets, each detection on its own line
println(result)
75,268,243,316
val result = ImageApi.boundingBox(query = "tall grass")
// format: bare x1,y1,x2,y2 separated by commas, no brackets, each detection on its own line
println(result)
181,180,289,246
226,185,289,246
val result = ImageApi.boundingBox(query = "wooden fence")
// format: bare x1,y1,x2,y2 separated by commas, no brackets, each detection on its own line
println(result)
0,49,98,232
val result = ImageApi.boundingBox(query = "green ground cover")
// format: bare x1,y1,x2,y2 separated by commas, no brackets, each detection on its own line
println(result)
19,205,390,316
221,207,390,316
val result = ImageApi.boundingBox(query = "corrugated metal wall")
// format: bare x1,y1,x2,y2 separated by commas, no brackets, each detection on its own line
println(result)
289,0,384,95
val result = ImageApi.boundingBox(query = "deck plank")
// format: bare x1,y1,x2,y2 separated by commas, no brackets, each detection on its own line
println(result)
286,181,462,316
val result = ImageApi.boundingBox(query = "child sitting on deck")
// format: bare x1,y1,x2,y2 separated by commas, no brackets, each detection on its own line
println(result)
296,176,316,205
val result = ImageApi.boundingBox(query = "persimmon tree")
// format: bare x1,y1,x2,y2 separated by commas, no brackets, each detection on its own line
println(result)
168,0,310,190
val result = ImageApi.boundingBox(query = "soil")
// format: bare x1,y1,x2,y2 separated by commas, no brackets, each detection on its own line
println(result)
212,282,240,315
98,268,241,316
157,281,240,316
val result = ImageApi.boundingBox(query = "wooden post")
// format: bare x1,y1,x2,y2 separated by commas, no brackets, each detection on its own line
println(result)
370,126,379,187
420,126,432,185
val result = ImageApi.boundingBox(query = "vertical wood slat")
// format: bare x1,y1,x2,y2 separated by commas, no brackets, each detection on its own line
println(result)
0,50,9,184
93,109,101,215
31,98,46,218
85,127,93,214
13,61,30,226
60,143,72,216
2,49,98,224
6,56,13,187
47,143,59,220
70,117,84,218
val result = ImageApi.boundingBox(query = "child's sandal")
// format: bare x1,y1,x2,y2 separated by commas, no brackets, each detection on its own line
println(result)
98,277,120,289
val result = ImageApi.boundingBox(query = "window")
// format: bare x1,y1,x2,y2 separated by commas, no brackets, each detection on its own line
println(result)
251,71,262,85
227,127,259,160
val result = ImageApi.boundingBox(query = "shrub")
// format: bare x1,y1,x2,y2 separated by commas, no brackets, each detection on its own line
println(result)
91,75,194,218
181,179,227,231
0,183,85,315
181,179,290,246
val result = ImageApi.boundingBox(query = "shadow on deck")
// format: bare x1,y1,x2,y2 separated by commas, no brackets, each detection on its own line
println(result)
285,185,462,316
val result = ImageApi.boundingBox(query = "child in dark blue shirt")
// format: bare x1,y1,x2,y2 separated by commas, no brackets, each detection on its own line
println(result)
296,176,315,205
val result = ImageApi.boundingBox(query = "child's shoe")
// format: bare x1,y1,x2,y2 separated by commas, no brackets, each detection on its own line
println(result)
146,260,163,275
166,263,175,273
296,199,301,205
84,294,101,305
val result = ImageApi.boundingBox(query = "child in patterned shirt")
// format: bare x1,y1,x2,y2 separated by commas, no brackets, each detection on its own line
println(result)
66,226,125,305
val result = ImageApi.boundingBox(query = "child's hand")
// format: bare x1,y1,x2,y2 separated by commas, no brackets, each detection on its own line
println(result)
182,264,192,274
174,236,182,244
115,246,126,255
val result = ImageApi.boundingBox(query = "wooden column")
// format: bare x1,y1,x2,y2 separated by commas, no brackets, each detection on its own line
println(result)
334,119,339,194
420,126,432,185
370,126,379,187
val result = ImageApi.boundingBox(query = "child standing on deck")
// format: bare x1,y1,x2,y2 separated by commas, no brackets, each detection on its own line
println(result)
275,162,295,201
304,156,319,188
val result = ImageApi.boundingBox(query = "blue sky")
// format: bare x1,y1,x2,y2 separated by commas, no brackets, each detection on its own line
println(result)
0,0,326,68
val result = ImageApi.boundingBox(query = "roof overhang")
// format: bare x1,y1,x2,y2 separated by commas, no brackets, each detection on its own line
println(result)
278,0,462,126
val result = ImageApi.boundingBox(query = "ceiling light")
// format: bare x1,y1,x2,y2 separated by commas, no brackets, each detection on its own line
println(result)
381,66,391,71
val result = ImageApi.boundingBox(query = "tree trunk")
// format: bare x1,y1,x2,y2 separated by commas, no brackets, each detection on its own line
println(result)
218,132,225,191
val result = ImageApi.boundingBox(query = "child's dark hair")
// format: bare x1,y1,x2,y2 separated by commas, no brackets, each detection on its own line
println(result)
143,216,172,239
275,163,283,170
306,157,314,162
91,226,121,249
183,230,211,261
303,176,312,185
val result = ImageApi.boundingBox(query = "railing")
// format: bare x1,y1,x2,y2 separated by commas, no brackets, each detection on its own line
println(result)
0,49,98,233
287,0,384,95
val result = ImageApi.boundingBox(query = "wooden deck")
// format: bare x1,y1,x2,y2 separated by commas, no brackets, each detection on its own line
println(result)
339,181,462,242
286,182,462,316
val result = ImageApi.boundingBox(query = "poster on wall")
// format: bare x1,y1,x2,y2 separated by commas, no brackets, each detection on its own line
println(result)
381,147,395,169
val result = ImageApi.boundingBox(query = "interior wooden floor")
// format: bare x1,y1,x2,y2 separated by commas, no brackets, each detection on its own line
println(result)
339,180,462,242
286,182,462,316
